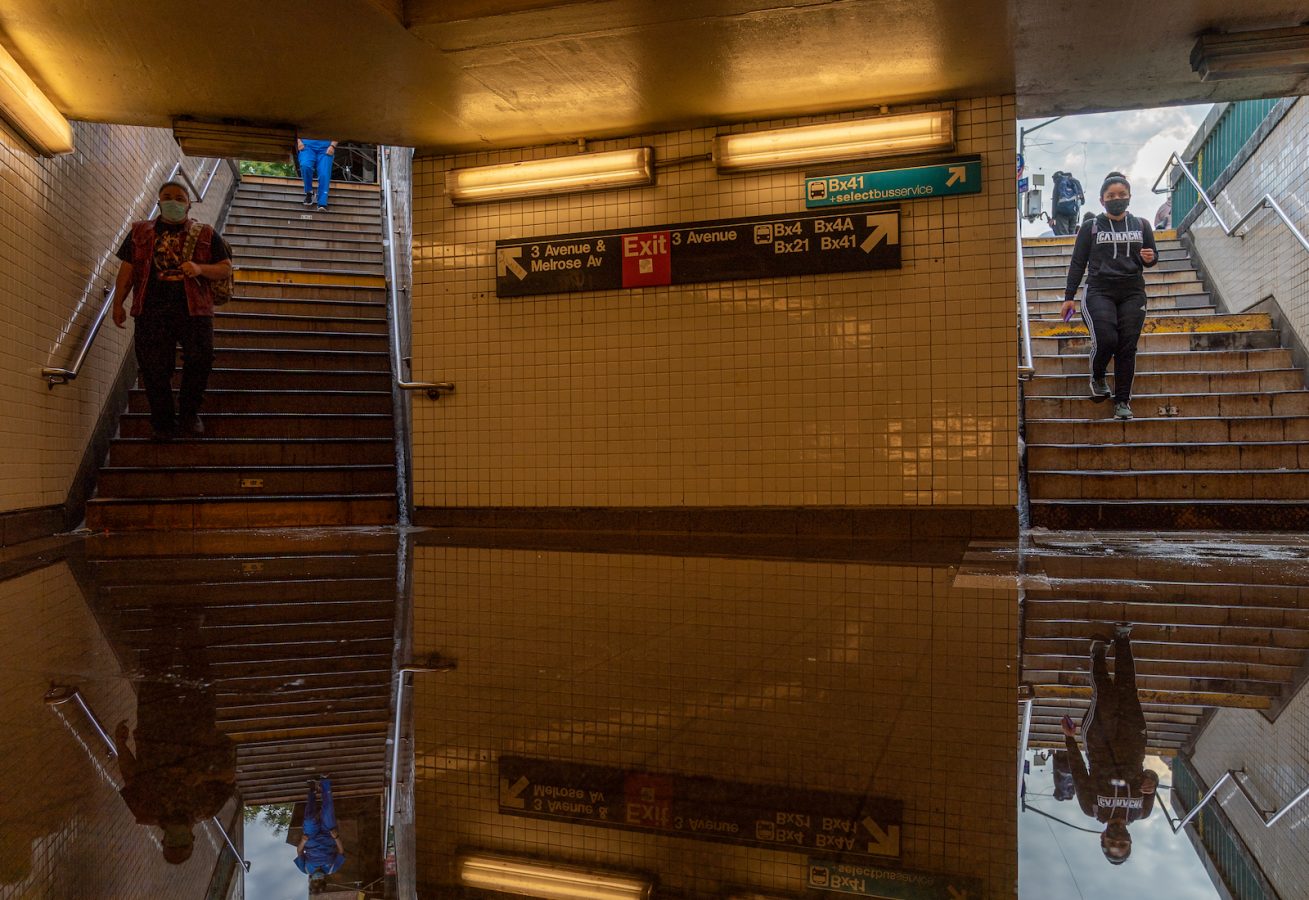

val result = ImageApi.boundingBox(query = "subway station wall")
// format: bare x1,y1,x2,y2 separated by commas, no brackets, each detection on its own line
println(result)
0,119,229,520
410,97,1018,511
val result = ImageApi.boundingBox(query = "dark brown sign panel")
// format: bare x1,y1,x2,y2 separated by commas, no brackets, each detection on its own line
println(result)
497,755,903,859
494,208,901,297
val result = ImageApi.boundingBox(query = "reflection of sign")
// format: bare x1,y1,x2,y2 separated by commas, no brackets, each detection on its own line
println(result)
1018,177,1029,193
497,756,903,859
807,860,984,899
494,208,900,297
804,156,983,209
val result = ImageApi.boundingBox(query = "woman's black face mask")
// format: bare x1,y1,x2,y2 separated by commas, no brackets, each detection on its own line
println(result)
1104,198,1130,216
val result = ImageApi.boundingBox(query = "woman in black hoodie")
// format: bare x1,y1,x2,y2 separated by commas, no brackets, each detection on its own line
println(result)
1060,172,1158,420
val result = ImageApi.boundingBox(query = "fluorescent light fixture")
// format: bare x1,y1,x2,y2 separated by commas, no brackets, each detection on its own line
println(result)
172,118,297,162
458,852,653,900
715,110,954,173
0,42,73,156
446,147,654,204
1191,25,1309,81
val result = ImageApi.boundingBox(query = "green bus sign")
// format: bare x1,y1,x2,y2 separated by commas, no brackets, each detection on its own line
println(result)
805,156,983,208
807,860,984,900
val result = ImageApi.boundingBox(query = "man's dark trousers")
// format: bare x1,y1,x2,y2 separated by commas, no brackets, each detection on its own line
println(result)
134,303,214,431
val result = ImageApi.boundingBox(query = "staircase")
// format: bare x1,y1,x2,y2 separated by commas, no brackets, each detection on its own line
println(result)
86,175,397,530
1023,232,1309,530
79,530,400,805
1018,538,1309,754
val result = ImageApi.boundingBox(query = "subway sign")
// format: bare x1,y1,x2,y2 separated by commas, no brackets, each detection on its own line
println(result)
805,156,983,208
494,208,900,297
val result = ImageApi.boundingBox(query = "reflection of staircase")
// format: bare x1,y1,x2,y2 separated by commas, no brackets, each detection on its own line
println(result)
87,175,396,530
1020,542,1309,754
1022,232,1309,530
81,532,399,805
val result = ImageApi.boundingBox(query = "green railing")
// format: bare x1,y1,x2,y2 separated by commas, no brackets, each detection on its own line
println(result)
1171,757,1276,900
1172,99,1280,224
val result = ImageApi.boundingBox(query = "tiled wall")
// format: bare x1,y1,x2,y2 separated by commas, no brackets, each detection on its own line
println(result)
0,118,231,517
409,97,1017,510
1186,98,1309,343
411,546,1017,896
1190,681,1309,897
0,562,223,898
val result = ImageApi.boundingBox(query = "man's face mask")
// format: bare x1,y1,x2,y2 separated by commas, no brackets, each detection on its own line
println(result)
1104,198,1130,216
159,199,189,223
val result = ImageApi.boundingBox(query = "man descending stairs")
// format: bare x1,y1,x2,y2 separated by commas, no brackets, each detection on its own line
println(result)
87,175,397,529
1023,231,1309,530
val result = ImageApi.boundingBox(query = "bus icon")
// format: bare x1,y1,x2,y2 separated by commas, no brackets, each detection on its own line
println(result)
808,180,828,200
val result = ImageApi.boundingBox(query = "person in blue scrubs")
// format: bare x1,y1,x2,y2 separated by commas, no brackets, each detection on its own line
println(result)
295,776,345,892
297,138,338,211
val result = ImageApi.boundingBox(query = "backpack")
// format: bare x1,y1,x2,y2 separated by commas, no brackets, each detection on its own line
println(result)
1054,174,1081,216
183,222,233,306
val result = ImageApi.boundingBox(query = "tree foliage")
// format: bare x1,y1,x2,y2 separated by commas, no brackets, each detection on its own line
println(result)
239,160,297,177
243,803,294,836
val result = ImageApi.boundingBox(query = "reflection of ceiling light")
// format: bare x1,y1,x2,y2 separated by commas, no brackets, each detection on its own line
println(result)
1191,25,1309,81
172,118,297,162
714,110,954,173
457,852,654,900
446,148,655,204
0,43,73,156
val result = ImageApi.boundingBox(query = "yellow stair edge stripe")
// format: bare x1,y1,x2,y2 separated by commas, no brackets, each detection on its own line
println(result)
1024,228,1179,246
1031,312,1272,338
1033,684,1270,709
240,174,381,192
235,268,386,288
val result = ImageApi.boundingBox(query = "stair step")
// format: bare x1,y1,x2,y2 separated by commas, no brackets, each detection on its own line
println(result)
109,435,393,467
119,603,395,630
89,553,396,584
1024,390,1309,419
129,390,392,415
1025,414,1309,444
212,329,390,353
1029,499,1309,532
1022,597,1309,629
118,413,393,439
1034,333,1283,359
240,175,381,194
226,221,389,245
1027,295,1213,315
235,258,386,278
166,367,390,392
228,242,384,265
1028,670,1283,698
232,281,386,302
1031,469,1309,501
222,298,387,320
85,495,397,530
209,348,390,372
1031,312,1272,338
228,195,381,215
1024,638,1305,668
227,233,385,252
1030,369,1303,396
1025,257,1196,275
1028,441,1309,472
215,311,387,334
1034,345,1288,374
226,208,382,229
97,465,395,498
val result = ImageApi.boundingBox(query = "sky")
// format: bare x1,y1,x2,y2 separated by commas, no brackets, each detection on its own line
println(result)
245,810,306,900
1019,752,1220,899
1019,105,1213,237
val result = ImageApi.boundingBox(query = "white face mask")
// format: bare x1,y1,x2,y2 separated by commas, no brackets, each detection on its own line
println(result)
159,199,188,223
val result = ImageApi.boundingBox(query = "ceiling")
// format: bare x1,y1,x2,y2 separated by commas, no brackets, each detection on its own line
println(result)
0,0,1305,153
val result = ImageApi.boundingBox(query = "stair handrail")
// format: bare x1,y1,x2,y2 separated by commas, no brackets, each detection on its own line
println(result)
378,147,454,399
42,157,237,388
1016,221,1035,381
1163,766,1309,834
1152,151,1309,255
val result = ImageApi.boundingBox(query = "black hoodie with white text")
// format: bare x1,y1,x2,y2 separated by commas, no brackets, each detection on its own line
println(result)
1063,212,1158,303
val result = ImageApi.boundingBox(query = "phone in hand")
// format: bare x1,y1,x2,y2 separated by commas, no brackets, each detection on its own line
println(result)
1063,305,1075,323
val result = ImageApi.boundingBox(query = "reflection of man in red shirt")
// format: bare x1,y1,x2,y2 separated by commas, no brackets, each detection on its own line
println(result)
1061,627,1158,866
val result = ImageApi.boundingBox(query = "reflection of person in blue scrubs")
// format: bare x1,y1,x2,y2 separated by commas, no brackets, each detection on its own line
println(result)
296,776,345,893
297,138,337,211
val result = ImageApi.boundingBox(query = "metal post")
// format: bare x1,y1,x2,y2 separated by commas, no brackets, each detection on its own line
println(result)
1017,697,1033,807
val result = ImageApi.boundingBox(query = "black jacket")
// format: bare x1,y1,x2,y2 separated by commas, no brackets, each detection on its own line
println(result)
1063,732,1157,824
1064,213,1158,302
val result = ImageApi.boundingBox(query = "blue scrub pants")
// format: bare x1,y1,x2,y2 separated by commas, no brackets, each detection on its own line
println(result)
299,140,334,206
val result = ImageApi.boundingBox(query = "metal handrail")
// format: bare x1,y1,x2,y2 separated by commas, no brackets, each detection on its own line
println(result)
378,146,454,399
44,684,251,873
1016,222,1035,380
42,156,236,387
1163,767,1309,834
1152,151,1309,254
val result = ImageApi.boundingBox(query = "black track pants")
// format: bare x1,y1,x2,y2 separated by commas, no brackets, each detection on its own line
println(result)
1081,283,1147,404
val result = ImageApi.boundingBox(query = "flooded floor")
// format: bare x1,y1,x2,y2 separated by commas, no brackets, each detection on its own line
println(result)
0,527,1304,898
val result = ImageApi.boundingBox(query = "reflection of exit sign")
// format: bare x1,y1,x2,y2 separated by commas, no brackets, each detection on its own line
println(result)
805,156,983,208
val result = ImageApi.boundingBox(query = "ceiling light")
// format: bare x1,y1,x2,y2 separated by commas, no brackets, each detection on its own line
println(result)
172,118,297,162
446,147,654,204
458,852,653,900
1191,25,1309,81
714,110,954,173
0,43,73,156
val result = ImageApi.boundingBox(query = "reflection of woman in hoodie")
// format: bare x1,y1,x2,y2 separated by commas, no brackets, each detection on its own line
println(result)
1060,172,1159,422
1061,627,1158,865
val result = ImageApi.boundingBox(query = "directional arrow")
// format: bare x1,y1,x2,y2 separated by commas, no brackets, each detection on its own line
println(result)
946,165,967,187
496,247,527,280
500,775,529,808
862,816,901,857
860,215,900,253
948,887,970,900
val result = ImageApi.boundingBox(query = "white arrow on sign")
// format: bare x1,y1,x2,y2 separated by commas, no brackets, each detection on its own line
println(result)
948,887,969,900
946,165,967,187
860,214,900,254
862,816,901,857
500,775,529,808
496,247,527,280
